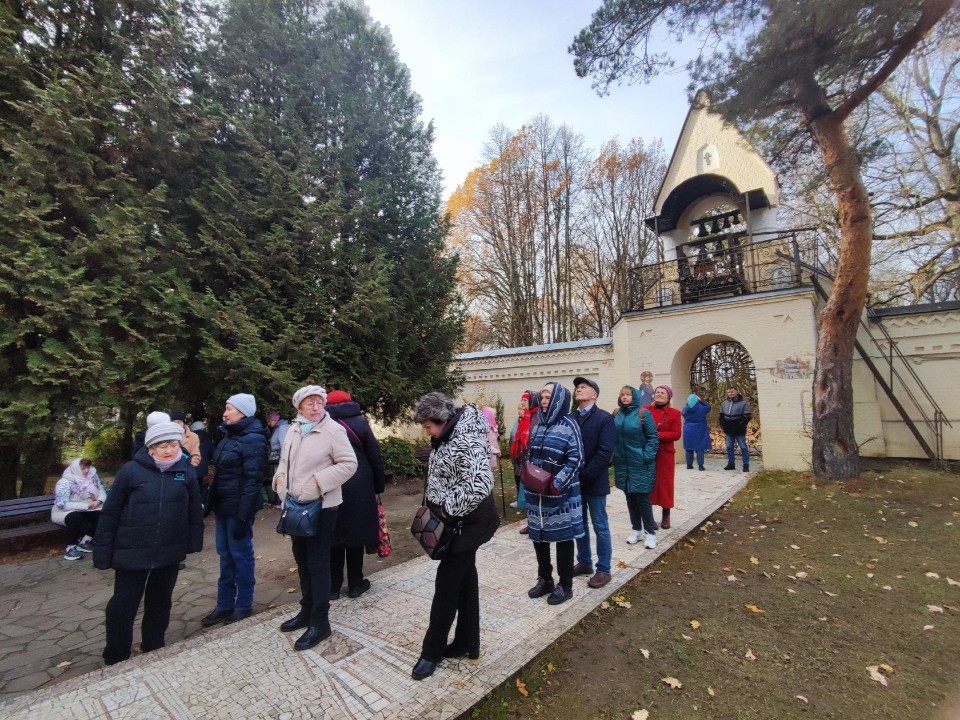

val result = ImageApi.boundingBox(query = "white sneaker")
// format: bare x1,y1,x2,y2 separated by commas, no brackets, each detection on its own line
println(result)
626,530,641,545
64,546,83,561
509,501,519,509
75,540,93,553
644,532,657,549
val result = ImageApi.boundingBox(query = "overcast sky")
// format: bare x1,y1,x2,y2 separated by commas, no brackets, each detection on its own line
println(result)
363,0,696,198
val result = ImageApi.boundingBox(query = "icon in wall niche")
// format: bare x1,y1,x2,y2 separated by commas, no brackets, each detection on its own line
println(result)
638,371,655,406
771,355,810,379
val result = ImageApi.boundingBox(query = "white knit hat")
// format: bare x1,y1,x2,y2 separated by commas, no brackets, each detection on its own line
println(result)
146,411,170,427
226,393,256,418
292,385,327,410
145,421,183,447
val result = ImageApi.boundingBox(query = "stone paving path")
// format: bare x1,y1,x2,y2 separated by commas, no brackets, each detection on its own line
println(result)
0,466,751,719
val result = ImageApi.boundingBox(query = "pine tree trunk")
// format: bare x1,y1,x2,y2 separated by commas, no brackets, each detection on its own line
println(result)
0,443,20,500
807,112,873,479
20,435,60,498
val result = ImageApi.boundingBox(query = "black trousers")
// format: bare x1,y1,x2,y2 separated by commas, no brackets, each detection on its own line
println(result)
421,549,479,662
103,563,180,665
330,545,364,593
625,491,656,533
290,507,338,626
64,510,100,543
534,539,574,588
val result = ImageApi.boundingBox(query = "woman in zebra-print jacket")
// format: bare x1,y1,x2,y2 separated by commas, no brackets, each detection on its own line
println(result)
410,393,500,681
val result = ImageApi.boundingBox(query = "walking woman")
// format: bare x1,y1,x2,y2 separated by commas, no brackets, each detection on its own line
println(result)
273,385,357,651
645,385,683,529
325,389,386,600
613,386,660,549
524,381,583,606
202,393,268,627
93,422,203,665
411,392,499,680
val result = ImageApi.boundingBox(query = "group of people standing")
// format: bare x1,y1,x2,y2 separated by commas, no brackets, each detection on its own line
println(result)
58,385,384,666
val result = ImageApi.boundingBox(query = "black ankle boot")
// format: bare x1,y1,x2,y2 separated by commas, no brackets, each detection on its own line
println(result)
280,611,310,632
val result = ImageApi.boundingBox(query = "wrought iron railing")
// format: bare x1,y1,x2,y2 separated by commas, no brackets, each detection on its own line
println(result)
625,231,826,312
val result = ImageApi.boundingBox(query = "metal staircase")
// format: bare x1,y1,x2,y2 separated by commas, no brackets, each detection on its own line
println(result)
805,271,952,468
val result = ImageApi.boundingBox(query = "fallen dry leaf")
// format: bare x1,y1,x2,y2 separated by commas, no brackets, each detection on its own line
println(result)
745,604,766,614
867,665,889,687
681,633,693,640
796,695,809,704
286,587,297,593
55,660,72,668
662,676,682,689
515,678,528,697
690,619,701,629
707,687,715,697
882,585,892,591
923,625,934,631
750,556,759,565
631,711,649,720
727,575,738,582
874,536,888,544
710,550,719,555
617,560,628,569
745,649,756,660
908,521,918,527
928,605,945,614
823,591,838,597
947,578,959,587
640,648,650,659
546,662,554,673
926,572,940,579
600,601,611,610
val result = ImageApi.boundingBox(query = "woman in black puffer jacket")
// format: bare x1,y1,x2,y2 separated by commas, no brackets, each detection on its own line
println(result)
201,393,268,628
93,422,203,666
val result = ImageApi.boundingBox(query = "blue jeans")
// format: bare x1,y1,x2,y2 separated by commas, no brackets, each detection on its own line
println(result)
726,434,749,467
214,514,256,611
575,493,611,574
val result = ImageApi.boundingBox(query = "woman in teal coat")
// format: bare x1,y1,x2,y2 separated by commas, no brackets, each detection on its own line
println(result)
613,386,660,549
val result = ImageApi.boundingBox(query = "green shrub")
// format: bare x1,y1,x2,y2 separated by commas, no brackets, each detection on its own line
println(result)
379,436,423,479
84,425,126,473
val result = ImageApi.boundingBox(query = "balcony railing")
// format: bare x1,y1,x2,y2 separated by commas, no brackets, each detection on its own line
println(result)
625,231,825,312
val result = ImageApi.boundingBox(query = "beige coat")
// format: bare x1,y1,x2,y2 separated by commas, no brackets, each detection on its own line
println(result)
181,427,201,466
273,414,357,508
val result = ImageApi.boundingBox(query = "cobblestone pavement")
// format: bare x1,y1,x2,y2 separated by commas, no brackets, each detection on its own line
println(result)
0,464,752,719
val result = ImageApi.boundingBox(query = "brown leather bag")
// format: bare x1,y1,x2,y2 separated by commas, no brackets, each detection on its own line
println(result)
520,461,553,495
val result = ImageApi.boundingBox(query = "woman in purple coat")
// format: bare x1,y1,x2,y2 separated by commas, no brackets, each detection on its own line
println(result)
681,394,712,471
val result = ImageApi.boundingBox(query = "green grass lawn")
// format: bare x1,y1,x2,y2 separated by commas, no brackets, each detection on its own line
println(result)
468,460,960,720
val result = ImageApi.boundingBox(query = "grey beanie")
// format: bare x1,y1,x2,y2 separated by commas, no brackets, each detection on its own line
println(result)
189,421,205,432
146,411,170,427
226,393,256,418
292,385,327,410
145,421,183,447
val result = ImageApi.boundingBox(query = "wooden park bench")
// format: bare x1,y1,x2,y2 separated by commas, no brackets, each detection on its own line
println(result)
0,494,63,553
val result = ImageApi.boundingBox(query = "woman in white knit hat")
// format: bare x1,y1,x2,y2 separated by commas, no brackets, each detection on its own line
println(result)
273,385,357,651
92,421,203,665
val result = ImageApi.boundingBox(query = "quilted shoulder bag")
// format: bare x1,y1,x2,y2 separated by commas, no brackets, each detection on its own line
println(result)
520,430,554,495
411,491,461,560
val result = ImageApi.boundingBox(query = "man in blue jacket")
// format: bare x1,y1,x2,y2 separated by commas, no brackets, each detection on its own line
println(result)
571,377,616,589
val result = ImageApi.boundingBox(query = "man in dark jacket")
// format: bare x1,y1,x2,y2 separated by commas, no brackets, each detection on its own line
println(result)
719,386,752,472
93,421,204,665
571,377,616,589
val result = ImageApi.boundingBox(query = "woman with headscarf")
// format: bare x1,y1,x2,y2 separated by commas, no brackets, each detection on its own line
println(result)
681,393,712,471
273,385,357,651
201,393,268,628
411,392,499,680
613,386,660,548
93,421,203,665
524,381,583,606
645,385,683,529
509,390,540,529
325,389,385,600
52,458,106,560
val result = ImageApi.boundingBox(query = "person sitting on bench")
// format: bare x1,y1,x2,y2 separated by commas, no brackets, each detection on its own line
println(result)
51,458,105,560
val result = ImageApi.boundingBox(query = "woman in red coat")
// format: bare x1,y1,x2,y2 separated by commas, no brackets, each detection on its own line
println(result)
645,385,682,529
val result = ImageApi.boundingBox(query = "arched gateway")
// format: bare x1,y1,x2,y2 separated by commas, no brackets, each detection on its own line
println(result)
450,96,959,470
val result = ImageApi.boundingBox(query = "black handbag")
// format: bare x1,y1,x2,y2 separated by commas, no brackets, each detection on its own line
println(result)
275,445,322,537
411,493,461,560
277,493,322,537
